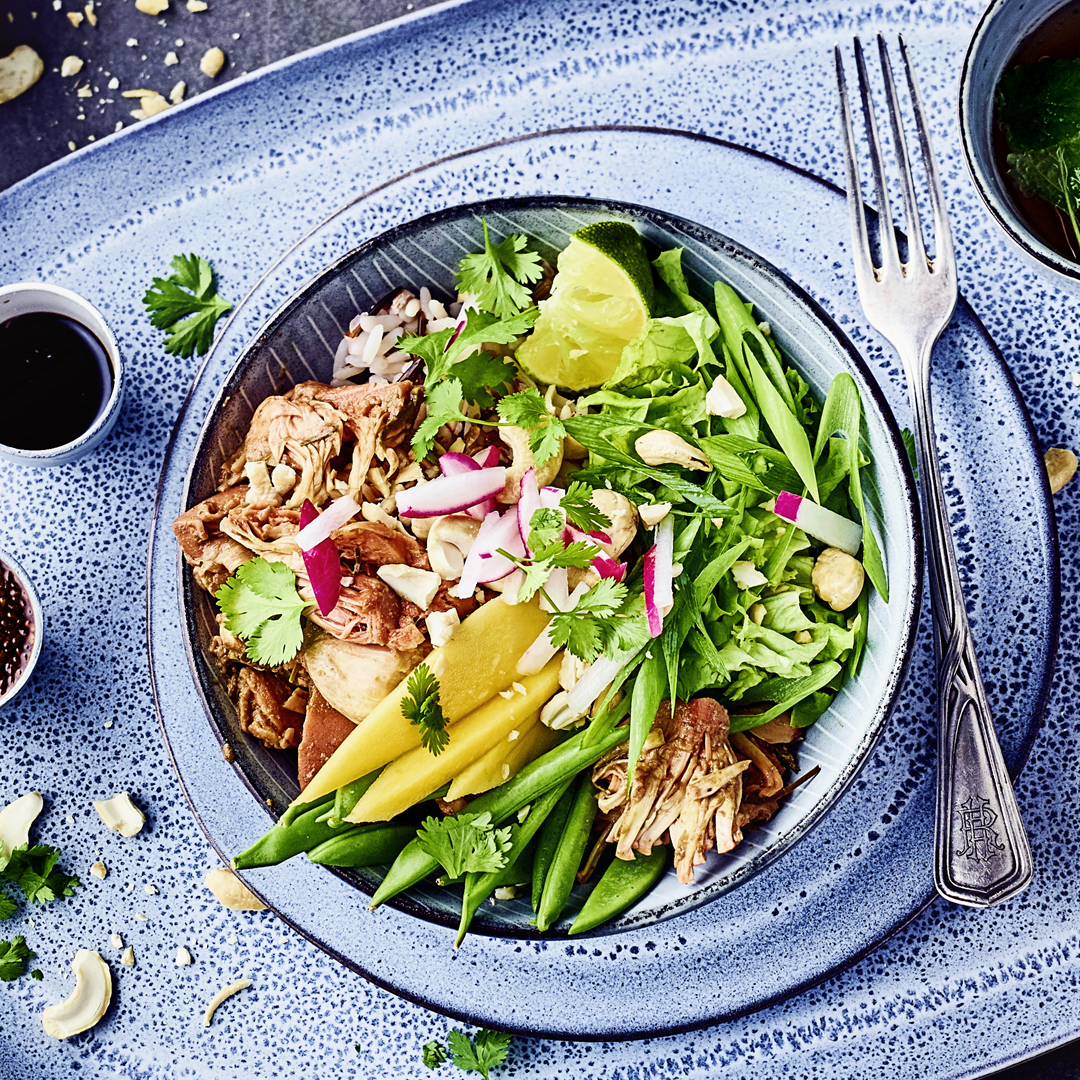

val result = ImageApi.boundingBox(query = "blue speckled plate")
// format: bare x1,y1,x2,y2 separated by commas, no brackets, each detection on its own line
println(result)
1,1,1068,1074
148,128,1052,1039
172,193,920,939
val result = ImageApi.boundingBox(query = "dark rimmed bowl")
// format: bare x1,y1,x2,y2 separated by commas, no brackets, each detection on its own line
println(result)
177,196,921,937
0,546,43,708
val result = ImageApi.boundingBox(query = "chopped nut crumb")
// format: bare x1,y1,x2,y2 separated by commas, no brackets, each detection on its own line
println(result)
66,12,83,26
107,75,119,89
164,51,178,65
60,55,84,76
84,3,96,25
204,979,251,1027
231,31,239,39
129,90,170,118
76,84,92,97
135,912,148,922
89,861,107,879
52,0,61,8
498,689,515,700
512,681,527,696
143,884,158,895
121,946,135,966
126,37,138,46
175,946,193,966
199,46,225,77
1046,447,1078,494
114,120,123,131
109,933,122,948
67,140,76,150
220,739,233,761
135,0,168,13
175,37,183,46
186,0,208,9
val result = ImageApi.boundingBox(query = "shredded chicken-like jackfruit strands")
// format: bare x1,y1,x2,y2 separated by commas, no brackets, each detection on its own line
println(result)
593,697,779,884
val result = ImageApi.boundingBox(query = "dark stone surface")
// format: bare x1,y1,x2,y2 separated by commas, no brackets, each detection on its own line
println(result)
1,1,1079,1077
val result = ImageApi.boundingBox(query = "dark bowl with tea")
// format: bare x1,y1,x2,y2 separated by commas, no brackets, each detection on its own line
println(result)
960,0,1080,283
0,282,124,466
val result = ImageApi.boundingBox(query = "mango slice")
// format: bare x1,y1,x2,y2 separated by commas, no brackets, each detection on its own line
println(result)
294,596,551,806
446,708,560,801
346,657,562,823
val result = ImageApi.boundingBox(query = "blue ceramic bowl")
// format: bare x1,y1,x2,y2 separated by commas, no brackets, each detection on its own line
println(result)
960,0,1080,284
178,197,921,937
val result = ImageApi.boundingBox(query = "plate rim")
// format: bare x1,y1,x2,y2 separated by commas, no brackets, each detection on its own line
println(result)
146,124,1059,1040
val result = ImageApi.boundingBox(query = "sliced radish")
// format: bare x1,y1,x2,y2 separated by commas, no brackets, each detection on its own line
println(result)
593,552,627,582
294,494,361,552
474,509,526,583
473,446,501,469
540,486,563,511
453,511,503,598
517,625,560,676
438,452,480,476
653,517,674,611
298,500,342,616
774,490,862,555
395,467,506,518
643,545,662,637
516,468,543,553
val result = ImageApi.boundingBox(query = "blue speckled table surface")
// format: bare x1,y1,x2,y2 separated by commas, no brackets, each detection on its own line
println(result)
1,1,1078,1077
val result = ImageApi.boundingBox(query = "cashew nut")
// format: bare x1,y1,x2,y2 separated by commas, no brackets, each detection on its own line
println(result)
589,489,638,558
634,430,711,472
1045,447,1078,494
0,791,42,864
243,461,282,506
811,547,865,611
731,560,768,590
93,792,145,837
204,867,266,911
426,608,460,647
497,425,563,503
0,45,44,104
705,373,747,418
426,514,482,580
375,563,442,609
637,502,672,529
42,951,112,1040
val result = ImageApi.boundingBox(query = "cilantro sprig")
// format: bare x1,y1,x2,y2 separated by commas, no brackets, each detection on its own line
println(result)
415,812,512,880
422,1029,512,1079
143,253,233,358
215,558,311,667
1,844,80,907
496,388,567,465
402,663,448,756
0,936,35,983
560,480,613,535
456,221,543,318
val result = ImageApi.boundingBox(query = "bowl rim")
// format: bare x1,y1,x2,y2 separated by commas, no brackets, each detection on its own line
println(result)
958,0,1080,281
174,193,923,938
0,281,125,463
0,546,43,708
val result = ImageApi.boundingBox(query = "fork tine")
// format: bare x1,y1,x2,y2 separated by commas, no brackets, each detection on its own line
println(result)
834,46,875,284
852,37,901,275
897,33,955,271
876,35,929,270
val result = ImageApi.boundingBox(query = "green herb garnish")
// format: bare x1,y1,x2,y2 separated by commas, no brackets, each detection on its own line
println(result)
423,1039,449,1070
402,663,449,756
143,253,233,358
496,388,567,464
456,222,543,318
0,936,34,982
215,557,310,667
414,812,512,880
446,1028,513,1080
1,844,80,905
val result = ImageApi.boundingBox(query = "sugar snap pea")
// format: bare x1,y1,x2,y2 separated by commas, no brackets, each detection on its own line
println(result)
534,771,598,933
568,846,669,935
455,778,573,947
232,793,336,870
530,783,575,912
370,719,629,910
306,823,415,867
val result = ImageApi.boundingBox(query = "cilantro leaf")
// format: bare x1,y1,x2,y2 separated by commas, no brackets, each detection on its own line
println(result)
496,389,567,465
0,937,34,982
402,663,449,756
30,968,43,981
423,1039,449,1070
456,222,543,318
546,578,649,663
413,377,471,461
451,352,517,410
143,253,233,358
0,892,15,920
215,558,310,667
447,1028,513,1080
560,481,613,535
1,844,80,905
525,508,564,553
415,812,512,880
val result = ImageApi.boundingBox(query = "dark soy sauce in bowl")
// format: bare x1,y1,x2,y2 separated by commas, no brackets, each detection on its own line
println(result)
994,0,1080,260
0,311,114,450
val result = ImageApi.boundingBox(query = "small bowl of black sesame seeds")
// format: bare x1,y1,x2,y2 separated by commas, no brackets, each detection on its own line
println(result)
0,547,42,708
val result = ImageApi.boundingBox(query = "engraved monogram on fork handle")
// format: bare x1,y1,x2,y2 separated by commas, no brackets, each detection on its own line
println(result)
837,35,1033,906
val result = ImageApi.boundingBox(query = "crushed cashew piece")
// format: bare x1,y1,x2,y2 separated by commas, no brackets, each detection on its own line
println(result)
187,0,208,8
121,947,134,966
66,12,83,27
76,84,92,97
175,946,192,967
143,884,158,895
89,861,107,879
204,867,266,911
135,0,168,13
67,140,77,151
203,979,251,1027
93,792,145,836
199,46,225,77
126,38,138,46
0,47,42,103
84,3,97,25
109,934,122,949
1046,447,1078,494
498,689,515,700
60,55,83,77
168,79,185,102
130,91,169,118
107,75,119,89
164,51,178,66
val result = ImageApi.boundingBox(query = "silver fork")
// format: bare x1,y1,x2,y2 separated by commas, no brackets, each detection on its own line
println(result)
835,35,1032,907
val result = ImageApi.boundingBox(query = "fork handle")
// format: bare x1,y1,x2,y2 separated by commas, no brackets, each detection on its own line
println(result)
906,354,1033,907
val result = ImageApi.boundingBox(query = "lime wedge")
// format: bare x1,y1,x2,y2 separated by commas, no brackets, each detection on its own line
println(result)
516,221,654,391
